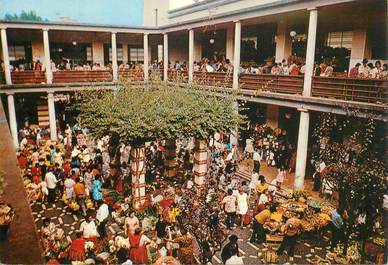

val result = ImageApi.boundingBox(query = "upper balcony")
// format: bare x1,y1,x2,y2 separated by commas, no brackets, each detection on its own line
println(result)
1,69,387,108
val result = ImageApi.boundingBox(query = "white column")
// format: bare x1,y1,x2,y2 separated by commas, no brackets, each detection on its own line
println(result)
7,93,18,147
188,29,194,82
143,33,149,80
47,92,57,141
294,8,318,190
163,33,168,81
1,28,12,85
295,110,309,190
302,8,318,97
232,21,241,89
111,32,118,81
42,29,52,84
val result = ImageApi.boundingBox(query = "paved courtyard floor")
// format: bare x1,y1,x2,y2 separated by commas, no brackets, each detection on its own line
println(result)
30,160,335,264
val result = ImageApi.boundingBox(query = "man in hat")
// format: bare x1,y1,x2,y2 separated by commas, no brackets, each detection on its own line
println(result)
74,177,87,216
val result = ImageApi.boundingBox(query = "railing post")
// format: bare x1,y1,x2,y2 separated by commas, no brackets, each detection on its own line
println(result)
42,29,53,84
295,7,318,190
143,33,149,81
1,28,12,85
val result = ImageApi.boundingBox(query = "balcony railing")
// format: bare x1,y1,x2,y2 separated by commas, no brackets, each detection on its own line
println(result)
193,71,232,87
168,70,188,82
53,70,112,83
311,76,388,104
240,74,304,95
11,71,46,84
4,70,387,105
119,69,144,81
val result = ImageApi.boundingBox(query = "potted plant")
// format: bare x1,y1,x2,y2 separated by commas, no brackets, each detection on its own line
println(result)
0,202,15,240
0,171,15,240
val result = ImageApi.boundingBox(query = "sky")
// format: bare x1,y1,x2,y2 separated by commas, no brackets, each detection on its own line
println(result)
0,0,144,26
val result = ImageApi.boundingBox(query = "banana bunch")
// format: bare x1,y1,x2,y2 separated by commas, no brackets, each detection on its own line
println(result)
373,236,386,246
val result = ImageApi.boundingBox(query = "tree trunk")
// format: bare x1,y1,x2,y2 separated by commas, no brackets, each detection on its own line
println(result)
164,139,177,178
130,143,146,209
193,139,208,185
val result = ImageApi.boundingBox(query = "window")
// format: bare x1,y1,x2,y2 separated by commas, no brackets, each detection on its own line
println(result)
129,47,144,63
86,47,92,61
326,31,353,49
8,45,26,61
107,47,123,61
242,37,258,49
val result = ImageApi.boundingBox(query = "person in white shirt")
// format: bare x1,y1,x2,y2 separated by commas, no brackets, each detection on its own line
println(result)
96,201,109,238
64,176,76,199
80,214,99,239
253,149,262,174
225,245,244,265
45,169,57,203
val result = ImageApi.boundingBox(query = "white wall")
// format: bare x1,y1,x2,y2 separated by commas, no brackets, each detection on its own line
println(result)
31,41,45,62
275,21,292,63
92,41,104,65
143,0,169,27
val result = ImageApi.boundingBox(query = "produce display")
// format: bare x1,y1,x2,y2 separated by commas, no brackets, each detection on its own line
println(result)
263,189,335,236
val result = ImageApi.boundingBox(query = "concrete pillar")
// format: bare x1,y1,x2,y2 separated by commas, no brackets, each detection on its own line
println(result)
7,93,18,147
163,33,168,81
188,29,194,82
232,21,241,89
193,140,208,185
111,32,118,81
143,33,149,80
275,21,292,63
302,8,318,97
349,29,370,70
47,92,57,142
266,105,279,128
42,29,52,84
226,25,234,64
294,8,318,190
295,110,309,190
1,28,12,85
130,145,146,209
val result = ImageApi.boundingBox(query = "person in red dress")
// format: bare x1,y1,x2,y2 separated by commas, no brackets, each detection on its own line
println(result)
128,228,151,264
69,231,86,261
18,153,28,171
31,162,42,183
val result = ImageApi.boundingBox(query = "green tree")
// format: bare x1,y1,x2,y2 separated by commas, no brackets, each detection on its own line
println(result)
4,10,48,22
76,74,244,207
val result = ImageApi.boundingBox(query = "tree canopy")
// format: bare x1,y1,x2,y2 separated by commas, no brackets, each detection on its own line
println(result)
76,75,244,144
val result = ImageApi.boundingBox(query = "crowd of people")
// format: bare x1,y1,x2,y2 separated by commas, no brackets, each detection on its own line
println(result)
4,55,386,81
14,120,350,265
6,58,145,73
